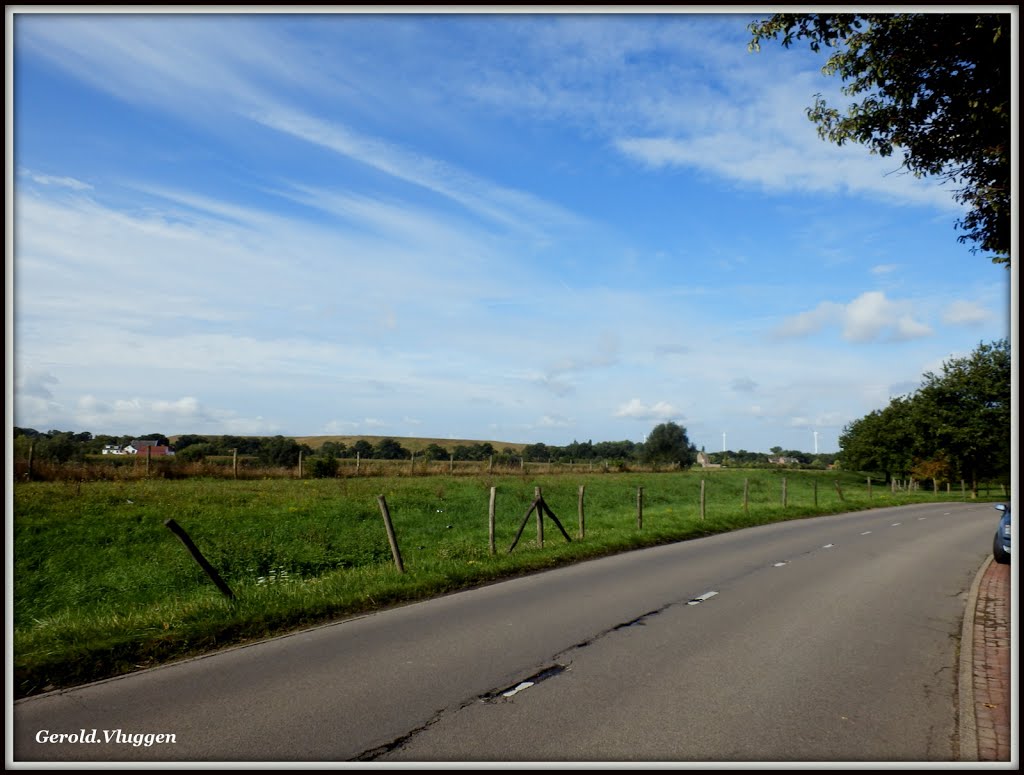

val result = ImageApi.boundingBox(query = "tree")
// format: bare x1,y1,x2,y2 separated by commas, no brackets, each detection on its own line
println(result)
351,440,375,459
175,443,217,463
420,443,449,462
641,422,697,468
913,339,1011,497
838,397,918,481
838,339,1010,492
374,438,409,460
174,434,210,452
521,443,551,463
309,454,340,479
748,13,1011,265
319,441,348,458
258,436,304,467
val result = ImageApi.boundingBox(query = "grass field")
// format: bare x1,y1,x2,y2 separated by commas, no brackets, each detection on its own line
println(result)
12,467,993,699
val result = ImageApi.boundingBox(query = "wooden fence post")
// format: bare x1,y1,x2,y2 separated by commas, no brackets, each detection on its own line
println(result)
298,451,303,478
834,479,845,502
782,477,787,508
867,477,872,500
488,486,496,556
27,442,34,481
743,478,749,517
356,451,360,475
535,487,544,547
700,479,706,521
578,485,586,539
450,453,454,474
813,479,818,508
376,495,405,573
146,445,152,477
637,487,644,530
232,448,238,479
164,519,235,600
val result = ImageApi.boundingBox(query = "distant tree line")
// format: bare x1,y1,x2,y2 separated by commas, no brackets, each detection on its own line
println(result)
14,418,850,476
703,449,839,469
837,340,1010,496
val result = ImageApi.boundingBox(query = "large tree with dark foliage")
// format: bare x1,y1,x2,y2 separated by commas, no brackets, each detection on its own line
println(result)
748,13,1011,265
838,339,1010,495
641,422,698,468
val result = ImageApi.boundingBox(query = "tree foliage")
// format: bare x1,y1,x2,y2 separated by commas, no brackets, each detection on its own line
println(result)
748,13,1011,265
838,339,1010,494
641,422,697,468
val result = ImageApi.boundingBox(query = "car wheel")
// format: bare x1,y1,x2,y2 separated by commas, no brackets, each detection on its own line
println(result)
993,533,1010,564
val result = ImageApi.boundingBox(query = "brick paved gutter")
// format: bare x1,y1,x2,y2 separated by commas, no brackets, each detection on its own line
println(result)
959,556,1014,763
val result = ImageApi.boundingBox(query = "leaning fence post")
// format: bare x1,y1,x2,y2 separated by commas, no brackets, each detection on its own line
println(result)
834,479,845,502
376,495,405,573
488,486,496,556
508,496,542,553
164,519,235,600
578,485,586,539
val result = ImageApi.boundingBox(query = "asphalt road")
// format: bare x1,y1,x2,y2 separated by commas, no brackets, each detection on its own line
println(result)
11,501,996,764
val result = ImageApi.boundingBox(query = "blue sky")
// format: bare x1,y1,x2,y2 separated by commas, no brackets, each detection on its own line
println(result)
7,9,1015,454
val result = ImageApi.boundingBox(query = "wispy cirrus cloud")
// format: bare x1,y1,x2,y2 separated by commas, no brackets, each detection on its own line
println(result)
20,169,93,190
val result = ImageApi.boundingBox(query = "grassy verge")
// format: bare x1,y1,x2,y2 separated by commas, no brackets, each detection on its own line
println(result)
12,468,987,698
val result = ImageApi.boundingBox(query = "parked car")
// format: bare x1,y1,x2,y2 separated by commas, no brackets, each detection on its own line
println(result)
992,503,1011,564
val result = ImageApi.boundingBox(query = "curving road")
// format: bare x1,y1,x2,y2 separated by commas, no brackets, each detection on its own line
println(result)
12,502,996,764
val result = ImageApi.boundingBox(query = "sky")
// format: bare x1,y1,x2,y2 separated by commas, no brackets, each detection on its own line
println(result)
6,8,1017,455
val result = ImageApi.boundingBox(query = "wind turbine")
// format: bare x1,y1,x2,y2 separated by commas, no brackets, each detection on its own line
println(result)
722,432,727,453
813,430,819,455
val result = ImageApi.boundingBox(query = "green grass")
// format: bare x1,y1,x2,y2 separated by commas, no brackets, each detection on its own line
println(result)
12,468,988,698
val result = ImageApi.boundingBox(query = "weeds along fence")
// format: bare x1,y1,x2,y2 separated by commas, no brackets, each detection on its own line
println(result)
13,454,685,483
13,454,1013,500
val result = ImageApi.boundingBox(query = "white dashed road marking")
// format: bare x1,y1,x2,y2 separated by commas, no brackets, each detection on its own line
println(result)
687,591,718,605
502,682,534,698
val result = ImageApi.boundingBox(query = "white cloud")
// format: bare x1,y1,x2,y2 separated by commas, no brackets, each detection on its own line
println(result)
538,414,572,428
775,291,932,343
942,299,993,327
23,170,93,190
614,399,680,421
871,264,899,275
